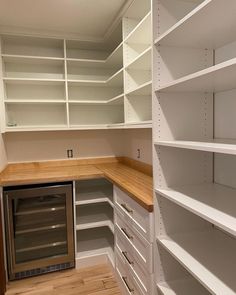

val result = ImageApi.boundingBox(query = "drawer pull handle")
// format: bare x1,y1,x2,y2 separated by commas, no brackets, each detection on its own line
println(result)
121,227,133,240
122,251,133,265
121,203,133,214
122,276,134,293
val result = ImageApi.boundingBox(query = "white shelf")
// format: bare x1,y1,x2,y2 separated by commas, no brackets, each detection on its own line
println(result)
157,278,210,295
76,203,114,232
76,220,114,233
69,100,107,105
68,43,123,68
107,94,124,105
126,80,152,96
5,99,66,104
156,183,236,237
2,54,64,62
155,139,236,155
69,94,124,106
156,58,236,93
5,125,68,132
125,12,151,45
3,77,65,84
157,230,236,295
76,227,114,261
124,120,152,129
154,0,236,49
125,47,151,70
67,68,123,87
75,183,113,208
69,124,109,130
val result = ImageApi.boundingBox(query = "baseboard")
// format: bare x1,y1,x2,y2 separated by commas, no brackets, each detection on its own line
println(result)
75,252,114,270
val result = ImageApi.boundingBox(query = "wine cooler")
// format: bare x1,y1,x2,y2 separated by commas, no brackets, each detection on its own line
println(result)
4,182,75,280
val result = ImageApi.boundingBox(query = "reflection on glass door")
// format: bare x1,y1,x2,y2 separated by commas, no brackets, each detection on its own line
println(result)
4,182,74,280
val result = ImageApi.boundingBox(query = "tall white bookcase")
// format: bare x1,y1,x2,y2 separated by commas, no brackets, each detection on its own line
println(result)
152,0,236,294
0,0,152,132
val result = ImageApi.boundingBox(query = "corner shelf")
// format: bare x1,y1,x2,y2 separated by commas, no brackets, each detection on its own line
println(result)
76,203,114,233
76,227,114,263
126,80,152,96
124,12,151,45
0,9,152,131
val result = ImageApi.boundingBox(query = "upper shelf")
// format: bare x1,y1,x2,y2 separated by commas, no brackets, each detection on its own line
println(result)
156,183,236,237
156,58,236,93
155,139,236,155
154,0,236,49
124,12,151,45
126,81,152,96
125,47,151,70
68,68,123,87
66,43,123,69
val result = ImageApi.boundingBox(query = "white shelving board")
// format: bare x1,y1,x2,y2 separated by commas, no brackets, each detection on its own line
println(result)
157,278,210,295
152,0,236,294
0,5,153,132
76,226,114,262
75,182,113,208
155,0,236,49
155,140,236,155
158,230,236,295
156,58,236,93
155,183,236,237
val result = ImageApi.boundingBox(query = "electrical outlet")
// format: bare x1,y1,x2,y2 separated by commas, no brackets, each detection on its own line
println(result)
137,148,141,159
67,149,73,158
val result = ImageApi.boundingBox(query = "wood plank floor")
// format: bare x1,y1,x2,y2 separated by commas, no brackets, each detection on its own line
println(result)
6,264,122,295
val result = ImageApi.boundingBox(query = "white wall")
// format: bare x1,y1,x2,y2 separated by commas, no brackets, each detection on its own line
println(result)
4,129,152,164
0,134,7,170
123,129,152,164
4,130,124,163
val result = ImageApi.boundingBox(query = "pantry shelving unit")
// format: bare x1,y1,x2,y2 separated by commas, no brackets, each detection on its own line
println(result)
0,1,153,132
152,0,236,294
74,179,115,267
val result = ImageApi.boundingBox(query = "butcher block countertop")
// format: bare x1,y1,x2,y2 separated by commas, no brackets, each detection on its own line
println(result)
0,157,153,212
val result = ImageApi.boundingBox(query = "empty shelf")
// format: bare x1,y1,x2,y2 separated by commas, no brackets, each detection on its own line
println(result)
155,140,236,155
156,183,236,237
126,81,152,96
125,12,151,45
155,0,236,49
156,58,236,93
76,203,114,232
157,278,210,295
76,184,113,207
158,230,236,295
76,227,114,262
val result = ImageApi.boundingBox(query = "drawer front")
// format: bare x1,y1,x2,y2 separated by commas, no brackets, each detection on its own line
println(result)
115,211,153,273
116,249,145,295
116,233,152,295
114,186,153,242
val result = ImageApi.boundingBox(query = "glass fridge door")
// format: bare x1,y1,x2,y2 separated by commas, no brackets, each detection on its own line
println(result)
5,183,74,278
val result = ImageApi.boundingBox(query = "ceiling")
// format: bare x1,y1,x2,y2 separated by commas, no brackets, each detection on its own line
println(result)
0,0,131,40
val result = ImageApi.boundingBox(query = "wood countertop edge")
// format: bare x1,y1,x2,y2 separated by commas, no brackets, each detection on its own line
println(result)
0,159,153,212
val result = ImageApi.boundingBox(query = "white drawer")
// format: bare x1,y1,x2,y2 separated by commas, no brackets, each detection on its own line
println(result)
116,233,153,295
116,249,145,295
114,186,153,242
115,210,153,273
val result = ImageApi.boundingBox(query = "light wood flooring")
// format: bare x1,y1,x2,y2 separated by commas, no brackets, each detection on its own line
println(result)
6,264,122,295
